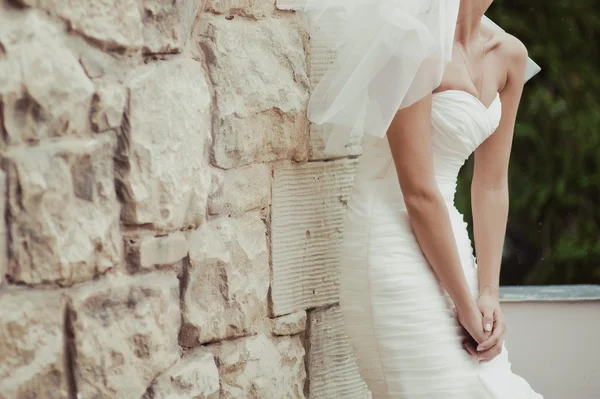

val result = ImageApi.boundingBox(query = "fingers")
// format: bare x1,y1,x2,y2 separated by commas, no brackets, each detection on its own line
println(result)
456,306,491,344
463,330,501,363
482,310,494,333
469,329,488,345
463,341,478,358
462,337,478,358
478,320,506,351
476,321,505,363
477,334,499,352
477,342,502,363
472,313,490,344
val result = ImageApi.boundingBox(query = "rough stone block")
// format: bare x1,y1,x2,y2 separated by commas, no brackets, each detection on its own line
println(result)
206,0,275,19
274,0,365,160
0,289,68,398
140,0,203,54
14,0,144,50
211,334,306,399
67,33,144,81
0,8,94,145
0,171,6,287
306,306,371,399
120,57,212,232
270,158,358,316
309,124,363,161
90,79,127,132
125,232,189,273
275,0,306,11
69,273,181,399
143,348,219,399
3,135,122,286
180,212,269,347
208,164,271,216
269,310,307,336
307,15,363,160
196,15,310,169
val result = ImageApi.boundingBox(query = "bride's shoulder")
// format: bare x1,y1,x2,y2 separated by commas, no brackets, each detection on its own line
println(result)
484,26,528,65
496,34,529,89
498,33,528,66
483,26,529,86
481,25,528,90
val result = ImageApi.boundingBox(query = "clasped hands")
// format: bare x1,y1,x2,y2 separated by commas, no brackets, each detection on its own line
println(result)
457,287,506,364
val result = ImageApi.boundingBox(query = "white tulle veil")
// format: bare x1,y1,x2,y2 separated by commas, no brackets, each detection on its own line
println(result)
303,0,541,152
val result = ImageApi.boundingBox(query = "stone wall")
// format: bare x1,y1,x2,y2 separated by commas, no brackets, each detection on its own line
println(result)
0,0,369,398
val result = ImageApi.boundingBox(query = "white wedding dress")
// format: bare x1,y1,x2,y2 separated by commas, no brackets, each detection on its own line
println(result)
339,90,543,398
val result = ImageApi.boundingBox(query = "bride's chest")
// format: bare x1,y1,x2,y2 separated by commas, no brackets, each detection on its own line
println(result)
430,92,502,157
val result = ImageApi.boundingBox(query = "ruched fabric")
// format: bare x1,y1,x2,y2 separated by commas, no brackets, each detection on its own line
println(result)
339,90,543,398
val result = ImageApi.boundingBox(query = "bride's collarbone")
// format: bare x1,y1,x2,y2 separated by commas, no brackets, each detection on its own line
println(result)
433,83,499,110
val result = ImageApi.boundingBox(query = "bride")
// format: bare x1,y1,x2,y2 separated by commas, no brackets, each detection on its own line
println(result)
305,0,543,398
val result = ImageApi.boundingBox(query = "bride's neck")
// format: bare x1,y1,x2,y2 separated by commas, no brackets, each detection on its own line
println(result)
455,0,491,45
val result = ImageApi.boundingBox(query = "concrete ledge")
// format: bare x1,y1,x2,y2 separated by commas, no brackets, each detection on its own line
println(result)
500,284,600,302
500,295,600,398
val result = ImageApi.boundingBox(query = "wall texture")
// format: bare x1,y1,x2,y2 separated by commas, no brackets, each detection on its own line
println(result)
0,0,368,398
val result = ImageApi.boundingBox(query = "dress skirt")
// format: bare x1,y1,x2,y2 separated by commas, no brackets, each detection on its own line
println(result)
338,139,543,399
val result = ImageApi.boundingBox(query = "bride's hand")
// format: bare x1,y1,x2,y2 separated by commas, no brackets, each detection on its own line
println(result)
456,304,489,346
474,293,506,363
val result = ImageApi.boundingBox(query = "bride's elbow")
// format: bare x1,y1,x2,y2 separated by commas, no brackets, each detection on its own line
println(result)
403,186,441,215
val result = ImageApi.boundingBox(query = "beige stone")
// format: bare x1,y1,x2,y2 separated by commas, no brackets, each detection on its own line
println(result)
270,158,358,316
67,33,144,80
0,0,348,396
196,15,310,169
309,124,363,161
275,0,365,160
3,134,122,286
306,306,371,399
140,0,203,54
143,348,219,399
69,273,181,399
216,110,310,169
0,289,68,398
120,57,212,232
90,79,127,132
15,0,144,50
125,232,189,273
180,212,269,347
208,164,271,216
0,8,94,145
206,0,275,19
307,14,364,160
212,334,306,399
275,0,306,11
270,310,307,336
0,172,6,287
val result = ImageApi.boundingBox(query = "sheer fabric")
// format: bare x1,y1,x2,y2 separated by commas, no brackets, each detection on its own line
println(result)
303,0,541,152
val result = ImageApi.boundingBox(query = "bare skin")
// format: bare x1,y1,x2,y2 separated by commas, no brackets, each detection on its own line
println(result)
386,0,529,362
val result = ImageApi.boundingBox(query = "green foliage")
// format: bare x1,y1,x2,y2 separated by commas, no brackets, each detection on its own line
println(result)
456,0,600,285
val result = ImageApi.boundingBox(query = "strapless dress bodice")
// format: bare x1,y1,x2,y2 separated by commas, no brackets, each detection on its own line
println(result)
354,90,503,203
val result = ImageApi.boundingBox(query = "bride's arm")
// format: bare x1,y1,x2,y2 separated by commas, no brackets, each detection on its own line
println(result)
386,94,481,333
472,36,528,300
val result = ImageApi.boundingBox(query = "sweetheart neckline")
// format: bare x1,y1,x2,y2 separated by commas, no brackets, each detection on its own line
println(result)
432,89,500,111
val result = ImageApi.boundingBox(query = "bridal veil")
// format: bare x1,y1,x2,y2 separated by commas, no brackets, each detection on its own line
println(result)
303,0,541,152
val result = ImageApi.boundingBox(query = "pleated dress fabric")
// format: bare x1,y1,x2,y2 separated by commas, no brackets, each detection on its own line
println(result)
339,90,543,399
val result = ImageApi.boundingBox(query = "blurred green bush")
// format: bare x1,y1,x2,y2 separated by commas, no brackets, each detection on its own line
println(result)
456,0,600,285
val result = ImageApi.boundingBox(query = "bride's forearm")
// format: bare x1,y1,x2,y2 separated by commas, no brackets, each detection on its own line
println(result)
404,190,476,313
472,184,509,298
386,94,476,314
